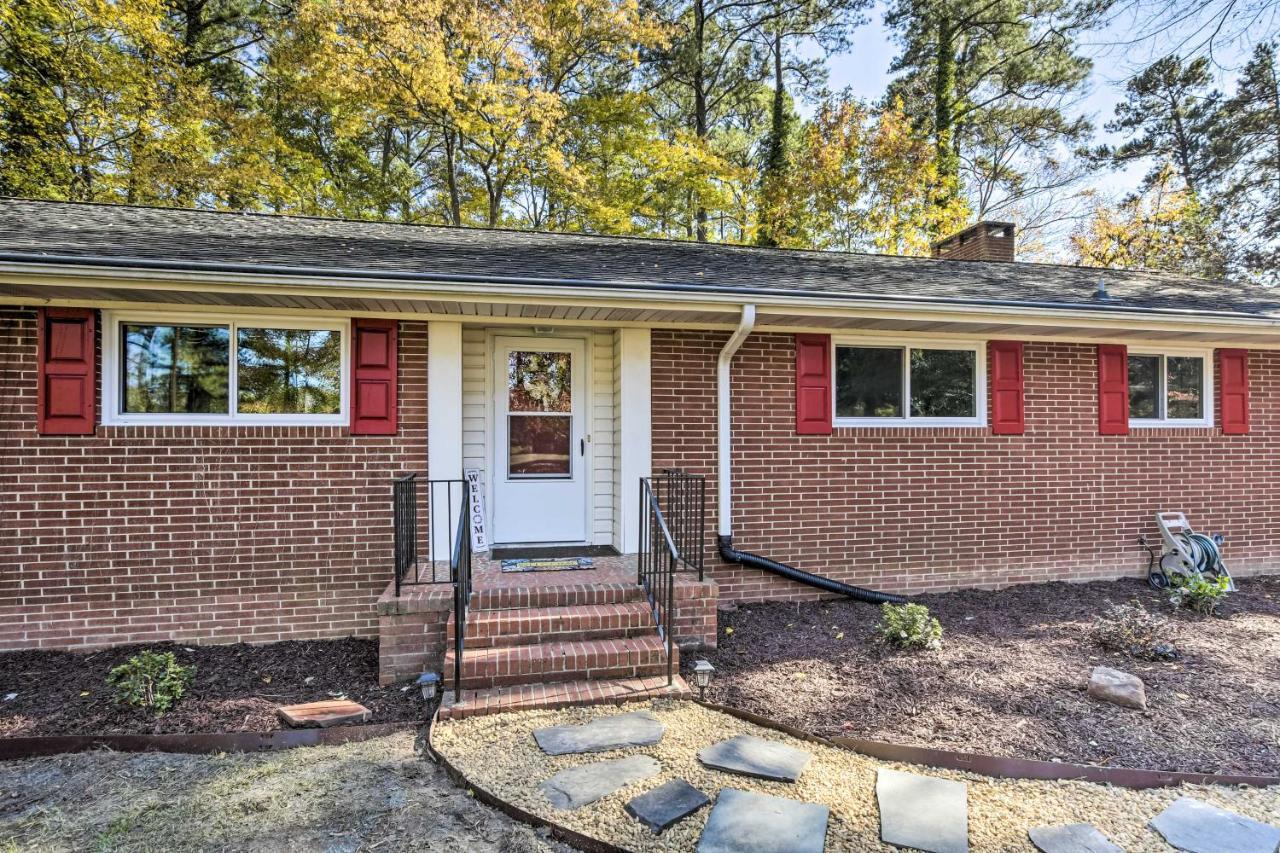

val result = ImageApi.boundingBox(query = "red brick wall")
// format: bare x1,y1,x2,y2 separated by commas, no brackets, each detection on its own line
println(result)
652,330,1278,602
0,306,428,650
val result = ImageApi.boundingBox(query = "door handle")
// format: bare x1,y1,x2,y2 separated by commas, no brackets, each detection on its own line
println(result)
580,438,586,456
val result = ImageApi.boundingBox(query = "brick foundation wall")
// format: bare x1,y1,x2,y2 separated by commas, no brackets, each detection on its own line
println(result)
376,583,452,684
0,306,428,650
652,330,1279,602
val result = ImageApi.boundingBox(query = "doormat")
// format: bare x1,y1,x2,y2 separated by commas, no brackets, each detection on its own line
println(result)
500,557,595,573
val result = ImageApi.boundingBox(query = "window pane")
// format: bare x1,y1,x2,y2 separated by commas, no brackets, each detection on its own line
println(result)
508,415,571,477
909,349,975,418
836,347,902,417
508,351,571,412
123,324,229,413
1167,356,1204,419
1128,355,1160,419
237,328,341,415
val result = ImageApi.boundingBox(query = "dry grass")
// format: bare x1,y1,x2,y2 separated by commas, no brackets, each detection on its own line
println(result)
0,732,569,853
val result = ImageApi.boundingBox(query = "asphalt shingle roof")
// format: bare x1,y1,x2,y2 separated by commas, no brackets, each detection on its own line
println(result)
1,199,1276,317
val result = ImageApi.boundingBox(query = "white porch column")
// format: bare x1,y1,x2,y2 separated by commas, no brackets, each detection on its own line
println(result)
428,321,464,560
618,327,652,554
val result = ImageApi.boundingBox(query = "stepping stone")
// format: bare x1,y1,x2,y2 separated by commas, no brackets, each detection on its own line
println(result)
1029,823,1121,853
625,779,710,833
539,755,660,810
533,710,665,755
1150,797,1280,853
697,734,812,782
276,699,371,728
876,768,969,853
696,788,828,853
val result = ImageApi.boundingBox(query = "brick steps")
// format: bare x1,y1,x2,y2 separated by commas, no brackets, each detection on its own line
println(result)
443,634,678,690
439,675,691,720
469,581,643,612
447,602,656,649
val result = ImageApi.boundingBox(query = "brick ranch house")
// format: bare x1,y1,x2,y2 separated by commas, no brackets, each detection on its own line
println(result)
3,201,1278,712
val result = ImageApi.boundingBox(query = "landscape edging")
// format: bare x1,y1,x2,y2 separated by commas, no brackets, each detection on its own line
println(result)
0,721,417,761
698,701,1280,789
426,709,628,853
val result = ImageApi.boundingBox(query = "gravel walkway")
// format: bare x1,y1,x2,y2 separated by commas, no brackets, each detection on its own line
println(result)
694,575,1280,774
1,731,570,852
432,700,1280,852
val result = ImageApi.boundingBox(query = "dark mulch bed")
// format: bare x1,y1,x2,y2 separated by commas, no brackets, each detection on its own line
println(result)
688,574,1280,776
0,638,427,737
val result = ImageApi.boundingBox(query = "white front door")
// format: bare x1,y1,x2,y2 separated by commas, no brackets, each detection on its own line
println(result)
492,336,589,544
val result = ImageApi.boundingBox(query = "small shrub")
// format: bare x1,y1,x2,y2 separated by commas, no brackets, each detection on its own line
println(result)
876,603,943,650
1167,573,1232,616
1091,600,1178,660
107,651,195,714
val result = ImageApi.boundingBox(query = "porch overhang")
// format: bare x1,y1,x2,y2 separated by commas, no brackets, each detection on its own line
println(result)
5,259,1280,347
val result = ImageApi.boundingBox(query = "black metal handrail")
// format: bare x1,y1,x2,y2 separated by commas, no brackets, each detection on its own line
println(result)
392,476,466,595
450,478,473,698
392,474,418,597
638,477,678,686
657,469,706,580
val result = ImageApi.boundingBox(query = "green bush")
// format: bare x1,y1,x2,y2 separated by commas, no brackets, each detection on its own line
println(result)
876,603,943,650
1167,574,1232,616
107,651,195,714
1090,600,1178,660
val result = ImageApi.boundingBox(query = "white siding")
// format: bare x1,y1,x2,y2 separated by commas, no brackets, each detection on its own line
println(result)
460,326,617,546
612,330,624,550
590,330,616,546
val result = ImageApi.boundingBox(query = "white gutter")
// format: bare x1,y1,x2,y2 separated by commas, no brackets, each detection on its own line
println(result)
717,304,756,538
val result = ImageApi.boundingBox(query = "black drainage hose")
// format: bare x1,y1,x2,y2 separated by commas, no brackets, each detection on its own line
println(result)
718,536,906,605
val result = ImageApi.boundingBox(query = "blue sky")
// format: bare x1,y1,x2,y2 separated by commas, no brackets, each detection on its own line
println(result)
813,1,1255,254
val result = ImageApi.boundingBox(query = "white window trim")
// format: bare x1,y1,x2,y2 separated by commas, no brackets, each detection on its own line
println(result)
831,337,987,428
1128,347,1214,428
102,310,350,426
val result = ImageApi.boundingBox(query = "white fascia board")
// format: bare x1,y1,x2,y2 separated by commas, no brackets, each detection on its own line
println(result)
6,261,1280,340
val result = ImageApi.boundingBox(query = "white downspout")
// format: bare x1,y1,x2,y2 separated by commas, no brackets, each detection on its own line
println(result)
717,304,756,539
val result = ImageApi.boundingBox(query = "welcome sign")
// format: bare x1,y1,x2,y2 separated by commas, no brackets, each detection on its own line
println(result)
464,469,489,553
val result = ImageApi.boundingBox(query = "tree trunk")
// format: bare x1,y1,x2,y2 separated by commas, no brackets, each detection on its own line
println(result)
443,126,461,226
757,23,786,247
933,11,959,208
693,0,709,242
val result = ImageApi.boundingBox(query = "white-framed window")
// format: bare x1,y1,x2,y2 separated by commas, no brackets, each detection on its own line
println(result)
101,310,349,426
1128,348,1213,427
833,338,986,427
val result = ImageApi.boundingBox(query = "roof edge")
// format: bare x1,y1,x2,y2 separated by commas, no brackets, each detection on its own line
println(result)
3,251,1278,326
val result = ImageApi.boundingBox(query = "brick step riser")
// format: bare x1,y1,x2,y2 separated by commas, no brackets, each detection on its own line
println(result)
468,583,644,612
452,661,674,691
448,624,656,649
446,608,657,648
437,675,692,720
443,645,678,691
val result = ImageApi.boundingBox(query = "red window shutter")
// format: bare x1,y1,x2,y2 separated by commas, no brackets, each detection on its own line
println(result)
989,340,1025,435
36,307,96,435
1219,348,1249,434
1097,344,1129,435
795,333,832,435
350,319,398,435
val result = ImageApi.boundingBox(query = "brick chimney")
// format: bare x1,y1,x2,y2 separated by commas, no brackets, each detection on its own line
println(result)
931,221,1016,262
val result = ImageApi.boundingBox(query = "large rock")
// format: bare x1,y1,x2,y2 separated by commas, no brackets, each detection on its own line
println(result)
696,788,829,853
625,779,710,833
539,756,660,810
698,735,812,782
1028,823,1121,853
1150,797,1280,853
1086,666,1147,710
876,768,969,853
533,710,665,755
